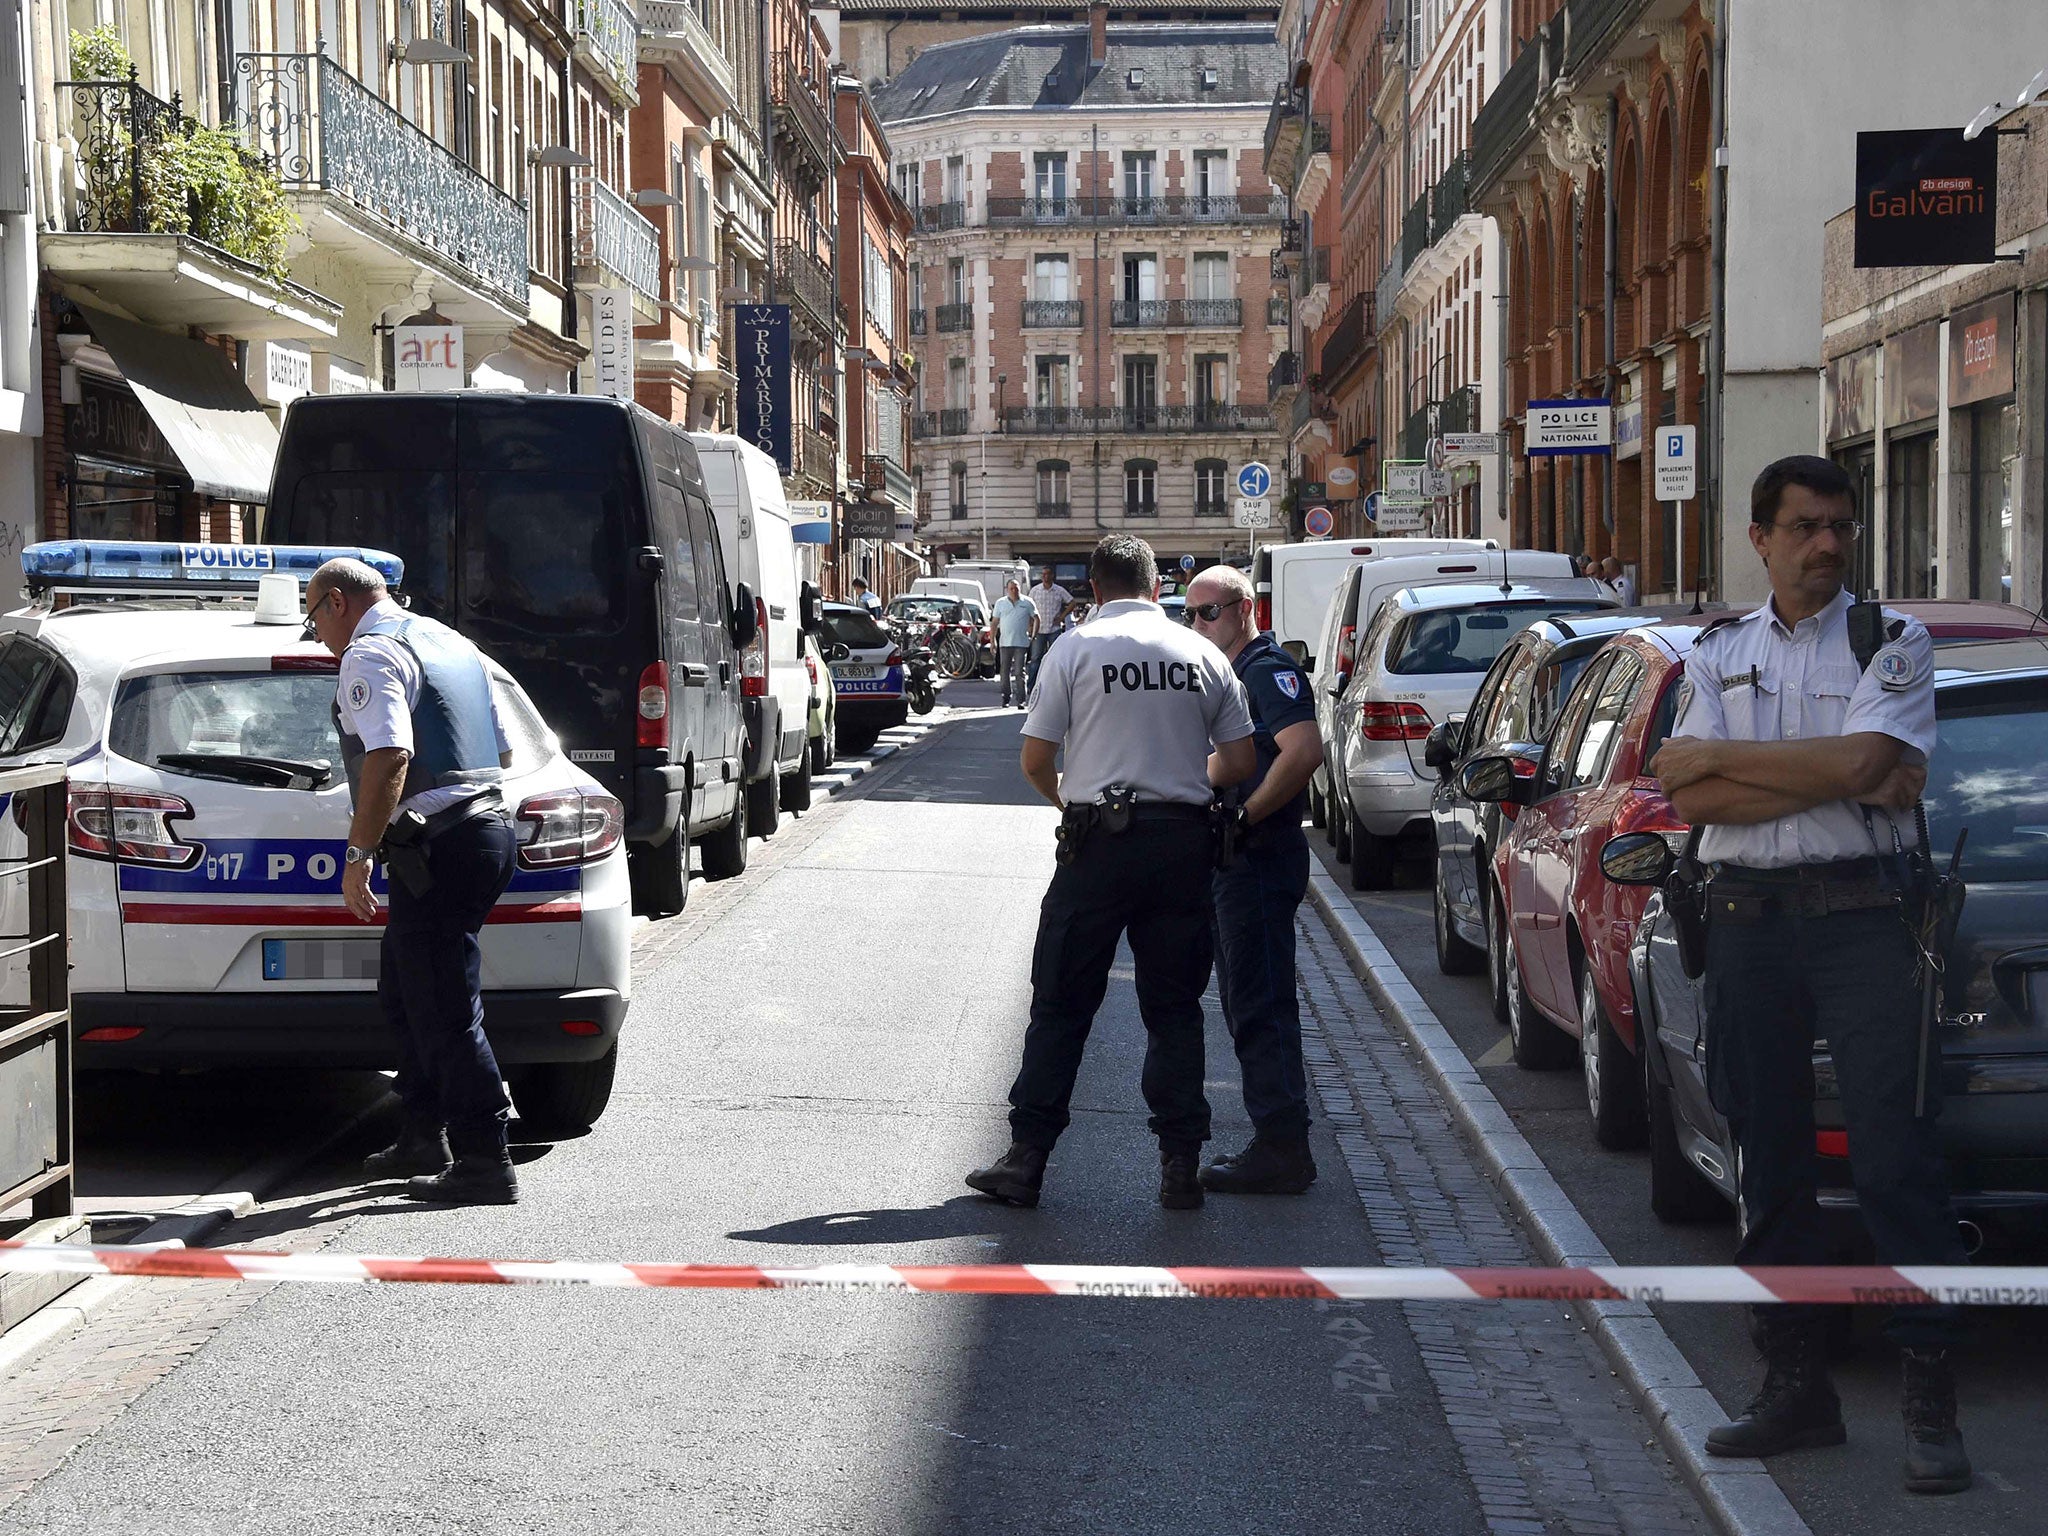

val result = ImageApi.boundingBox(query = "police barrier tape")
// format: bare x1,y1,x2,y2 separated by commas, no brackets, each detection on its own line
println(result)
3,1243,2047,1305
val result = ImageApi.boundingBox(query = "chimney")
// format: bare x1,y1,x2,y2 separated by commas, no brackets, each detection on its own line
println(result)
1089,3,1108,69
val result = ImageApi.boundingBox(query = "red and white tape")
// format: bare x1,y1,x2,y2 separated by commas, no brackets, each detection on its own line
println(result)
2,1242,2043,1305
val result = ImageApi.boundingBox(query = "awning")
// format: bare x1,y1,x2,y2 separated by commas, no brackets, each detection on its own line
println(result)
887,541,929,573
75,303,280,503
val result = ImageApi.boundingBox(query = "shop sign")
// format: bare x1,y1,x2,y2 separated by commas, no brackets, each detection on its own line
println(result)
262,341,312,405
735,305,793,473
320,353,373,395
1325,459,1359,493
1525,399,1612,456
590,288,634,401
67,373,180,474
393,325,464,391
1884,321,1940,429
841,500,892,540
1948,294,2014,407
1855,128,1998,269
1296,481,1327,502
1614,382,1643,460
1825,346,1876,441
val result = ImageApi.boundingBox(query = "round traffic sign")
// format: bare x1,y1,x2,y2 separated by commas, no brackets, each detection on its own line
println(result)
1236,462,1272,499
1303,505,1333,538
1179,554,1196,573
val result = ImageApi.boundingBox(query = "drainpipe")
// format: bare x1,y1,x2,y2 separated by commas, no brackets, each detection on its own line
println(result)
1092,119,1105,531
1569,187,1582,552
1705,0,1730,600
1603,93,1617,558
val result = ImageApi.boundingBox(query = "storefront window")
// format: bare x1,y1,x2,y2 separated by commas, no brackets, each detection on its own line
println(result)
1886,433,1935,599
1968,400,2016,601
1831,443,1877,597
68,458,179,541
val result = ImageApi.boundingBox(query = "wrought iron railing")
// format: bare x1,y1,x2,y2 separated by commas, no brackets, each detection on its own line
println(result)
1001,405,1274,434
1263,83,1307,184
1110,298,1242,328
1299,245,1330,295
1320,292,1374,383
1184,298,1242,327
236,52,529,303
1429,152,1471,244
1124,500,1159,518
939,408,969,435
1304,115,1332,162
771,55,837,172
1440,382,1482,435
1269,351,1302,395
1280,217,1303,254
909,308,926,335
1288,386,1319,440
915,200,965,231
1023,299,1083,328
775,239,836,337
1195,497,1228,519
1036,500,1072,519
1402,401,1434,462
935,302,972,333
1268,296,1291,326
55,74,186,234
575,173,659,302
984,193,1281,226
864,454,916,509
795,423,837,486
1375,248,1405,327
1469,19,1548,196
574,0,640,104
1401,188,1431,266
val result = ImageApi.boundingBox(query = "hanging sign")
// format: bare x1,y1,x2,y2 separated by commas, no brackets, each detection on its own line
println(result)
393,325,464,391
735,305,793,473
590,288,635,401
1854,128,1998,269
1525,399,1612,456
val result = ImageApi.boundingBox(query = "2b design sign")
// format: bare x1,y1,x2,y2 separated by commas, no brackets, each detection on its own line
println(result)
1855,128,1998,268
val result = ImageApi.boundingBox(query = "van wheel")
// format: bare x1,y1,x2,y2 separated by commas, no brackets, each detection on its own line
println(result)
700,804,748,881
1308,779,1327,830
809,731,829,775
781,749,813,815
746,766,780,838
1350,811,1392,891
628,822,689,919
508,1045,617,1136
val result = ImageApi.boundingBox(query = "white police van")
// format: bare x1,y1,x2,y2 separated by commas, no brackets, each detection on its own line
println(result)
0,540,633,1132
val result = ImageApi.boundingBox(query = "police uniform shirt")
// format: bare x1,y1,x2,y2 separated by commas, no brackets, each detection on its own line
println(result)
338,599,512,823
1233,631,1316,837
1024,597,1254,806
1671,588,1935,868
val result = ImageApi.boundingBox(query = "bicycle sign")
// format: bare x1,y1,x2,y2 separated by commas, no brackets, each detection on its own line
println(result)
1236,462,1272,499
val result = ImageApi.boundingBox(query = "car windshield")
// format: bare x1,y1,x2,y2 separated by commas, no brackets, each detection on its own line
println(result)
823,609,890,650
1923,680,2048,883
1388,604,1608,676
889,598,962,622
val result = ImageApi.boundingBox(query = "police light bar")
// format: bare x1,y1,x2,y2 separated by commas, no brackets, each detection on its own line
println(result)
20,541,406,598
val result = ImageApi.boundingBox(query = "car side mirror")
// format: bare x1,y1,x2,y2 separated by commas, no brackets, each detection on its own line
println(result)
799,580,823,635
636,545,663,577
730,580,759,649
1422,722,1459,772
1600,832,1677,886
827,642,850,662
1457,752,1532,806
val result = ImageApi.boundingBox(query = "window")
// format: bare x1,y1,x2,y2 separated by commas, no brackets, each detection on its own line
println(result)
460,471,629,631
1194,459,1226,516
894,162,918,208
1193,148,1228,204
1192,252,1230,300
0,637,73,757
1122,151,1155,211
949,461,968,518
1123,459,1158,517
1924,681,2048,882
945,154,965,206
1037,460,1070,513
947,257,966,305
1121,253,1158,302
1034,151,1067,210
1032,254,1070,300
1034,354,1071,407
910,263,925,313
1387,603,1606,679
1122,355,1157,421
1565,652,1645,789
1192,353,1227,409
945,356,968,410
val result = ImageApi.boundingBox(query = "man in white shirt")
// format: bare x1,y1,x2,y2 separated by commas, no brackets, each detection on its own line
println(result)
991,578,1036,706
1024,565,1075,691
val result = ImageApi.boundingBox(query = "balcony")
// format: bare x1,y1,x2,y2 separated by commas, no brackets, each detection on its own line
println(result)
1268,296,1291,327
1036,500,1072,519
935,302,972,333
1023,299,1083,328
1374,248,1406,331
1429,152,1471,244
1401,188,1431,267
1110,298,1242,329
915,201,965,232
1268,351,1302,398
1319,292,1374,385
641,2,739,116
1469,20,1549,198
1279,217,1304,254
574,173,660,308
1000,405,1274,434
908,308,926,335
794,423,837,489
863,454,916,511
983,194,1281,227
573,0,640,106
1298,245,1332,331
1263,84,1307,186
1124,500,1159,519
1402,401,1433,463
1287,386,1320,441
1440,383,1482,436
712,110,766,189
939,408,969,435
1195,497,1228,519
774,239,837,340
1296,116,1334,208
235,52,528,307
771,55,839,175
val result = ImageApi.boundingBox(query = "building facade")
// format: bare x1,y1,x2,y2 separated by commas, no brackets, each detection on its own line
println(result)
770,0,844,507
882,17,1290,580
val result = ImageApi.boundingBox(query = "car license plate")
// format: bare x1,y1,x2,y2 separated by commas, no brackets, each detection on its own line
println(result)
839,664,876,679
262,938,380,981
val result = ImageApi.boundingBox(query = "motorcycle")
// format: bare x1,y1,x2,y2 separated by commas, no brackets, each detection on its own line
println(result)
886,616,940,715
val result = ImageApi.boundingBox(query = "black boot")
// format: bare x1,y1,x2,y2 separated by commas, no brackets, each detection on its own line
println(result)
1706,1311,1846,1458
1159,1147,1204,1210
1901,1348,1971,1494
407,1145,518,1205
965,1142,1048,1207
1199,1135,1317,1194
363,1122,450,1181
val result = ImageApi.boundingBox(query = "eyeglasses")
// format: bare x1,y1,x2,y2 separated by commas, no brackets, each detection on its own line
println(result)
1186,599,1243,623
1768,517,1862,543
301,587,335,641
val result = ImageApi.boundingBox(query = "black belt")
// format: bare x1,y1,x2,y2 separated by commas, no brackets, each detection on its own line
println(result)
1710,857,1896,917
1126,803,1210,824
421,790,508,841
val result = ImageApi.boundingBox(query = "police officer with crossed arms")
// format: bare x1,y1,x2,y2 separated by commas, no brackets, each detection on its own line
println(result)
305,558,522,1205
967,535,1256,1210
1184,565,1323,1194
1650,456,1969,1494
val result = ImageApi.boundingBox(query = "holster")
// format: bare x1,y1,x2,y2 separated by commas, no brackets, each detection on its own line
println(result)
1665,827,1710,980
1055,803,1099,867
1210,796,1247,870
379,809,435,899
1098,783,1135,834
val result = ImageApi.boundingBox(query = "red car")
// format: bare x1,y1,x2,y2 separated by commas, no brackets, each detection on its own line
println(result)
1465,599,2047,1151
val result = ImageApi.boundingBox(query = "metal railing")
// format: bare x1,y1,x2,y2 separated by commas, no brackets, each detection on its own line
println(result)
1429,152,1471,244
0,766,72,1238
1375,248,1405,328
939,407,969,435
1401,188,1431,267
935,302,972,333
1469,19,1548,196
1036,499,1072,519
908,308,926,335
1001,404,1274,434
1299,245,1330,295
1279,217,1303,253
713,110,766,186
1023,299,1083,328
575,173,660,302
1110,298,1242,328
983,193,1282,226
1304,115,1332,162
1402,401,1434,462
771,55,838,172
1440,383,1482,435
1268,296,1291,326
1320,292,1374,383
795,423,837,487
1195,497,1228,519
1263,83,1307,183
235,52,529,303
775,240,837,337
54,74,187,235
574,0,640,103
1288,386,1319,440
1268,351,1302,395
864,454,916,509
915,200,965,232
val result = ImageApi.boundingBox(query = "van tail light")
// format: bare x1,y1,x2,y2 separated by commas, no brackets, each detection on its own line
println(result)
636,661,669,748
80,1026,145,1043
1335,624,1356,683
1816,1130,1850,1159
516,790,625,868
805,654,819,686
69,787,200,868
1360,702,1433,741
741,596,769,698
1255,593,1272,632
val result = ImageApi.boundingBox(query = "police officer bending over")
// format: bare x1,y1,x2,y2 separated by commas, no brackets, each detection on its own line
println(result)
1185,565,1322,1194
305,558,522,1206
1650,456,1970,1494
967,535,1256,1210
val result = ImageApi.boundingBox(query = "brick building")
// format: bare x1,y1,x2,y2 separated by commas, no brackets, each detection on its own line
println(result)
880,14,1290,579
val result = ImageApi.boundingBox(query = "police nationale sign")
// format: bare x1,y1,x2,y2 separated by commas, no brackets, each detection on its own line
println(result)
1854,128,1998,269
735,305,793,474
1525,399,1612,457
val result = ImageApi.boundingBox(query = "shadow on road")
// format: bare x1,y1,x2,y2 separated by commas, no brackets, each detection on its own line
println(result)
864,683,1048,808
728,1194,1018,1247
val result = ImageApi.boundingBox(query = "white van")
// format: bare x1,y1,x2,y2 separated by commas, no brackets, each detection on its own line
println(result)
938,559,1031,606
1254,538,1503,669
909,576,988,609
689,433,823,837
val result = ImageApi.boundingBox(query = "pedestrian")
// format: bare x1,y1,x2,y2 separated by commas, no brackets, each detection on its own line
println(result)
305,557,522,1206
1602,556,1637,605
1649,454,1969,1494
851,576,882,615
1023,564,1075,692
1185,565,1322,1194
992,578,1035,707
966,534,1256,1211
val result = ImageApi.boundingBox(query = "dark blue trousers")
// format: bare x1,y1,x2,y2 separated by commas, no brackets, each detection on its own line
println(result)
380,809,518,1153
1212,836,1313,1137
1705,899,1967,1347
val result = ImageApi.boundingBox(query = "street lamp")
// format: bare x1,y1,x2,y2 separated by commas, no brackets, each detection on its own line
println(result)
984,371,1006,561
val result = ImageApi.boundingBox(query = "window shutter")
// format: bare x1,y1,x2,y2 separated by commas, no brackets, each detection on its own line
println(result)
0,0,26,215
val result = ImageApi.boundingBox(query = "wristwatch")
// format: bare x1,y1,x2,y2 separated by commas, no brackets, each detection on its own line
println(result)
344,844,375,867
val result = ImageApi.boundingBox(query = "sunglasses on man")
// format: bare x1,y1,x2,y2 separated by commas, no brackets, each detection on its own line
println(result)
1185,598,1246,623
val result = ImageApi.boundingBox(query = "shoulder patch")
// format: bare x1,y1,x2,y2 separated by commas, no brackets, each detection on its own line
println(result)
346,678,371,711
1273,671,1300,701
1674,677,1694,718
1874,643,1916,691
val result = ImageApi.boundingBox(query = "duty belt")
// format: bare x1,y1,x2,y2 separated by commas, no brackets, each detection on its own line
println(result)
1708,857,1897,918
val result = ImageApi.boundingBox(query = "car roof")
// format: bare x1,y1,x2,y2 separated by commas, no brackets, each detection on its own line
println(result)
7,603,326,669
1932,636,2048,681
1893,598,2048,639
1388,578,1614,613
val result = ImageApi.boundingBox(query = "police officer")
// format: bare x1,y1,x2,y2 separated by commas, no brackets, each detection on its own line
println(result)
966,535,1256,1210
1651,456,1969,1494
305,558,521,1206
1184,565,1322,1194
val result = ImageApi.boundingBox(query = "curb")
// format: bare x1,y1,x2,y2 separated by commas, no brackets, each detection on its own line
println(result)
1306,869,1810,1536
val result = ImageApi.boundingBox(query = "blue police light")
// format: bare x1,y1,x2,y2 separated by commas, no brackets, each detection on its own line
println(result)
21,541,405,594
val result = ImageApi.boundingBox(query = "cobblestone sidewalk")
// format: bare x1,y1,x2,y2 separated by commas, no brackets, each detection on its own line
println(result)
1297,915,1711,1536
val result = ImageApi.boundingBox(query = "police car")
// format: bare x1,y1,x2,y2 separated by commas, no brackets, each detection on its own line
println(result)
0,541,632,1132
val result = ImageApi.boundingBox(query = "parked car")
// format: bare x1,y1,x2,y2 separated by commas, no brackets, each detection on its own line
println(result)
1330,579,1616,890
1613,636,2048,1242
1309,548,1584,836
266,393,754,917
934,559,1031,608
820,601,907,752
802,630,836,775
1252,537,1503,670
